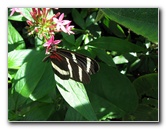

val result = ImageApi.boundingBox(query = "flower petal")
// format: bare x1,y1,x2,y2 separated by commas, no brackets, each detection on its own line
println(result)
59,13,64,21
43,35,61,54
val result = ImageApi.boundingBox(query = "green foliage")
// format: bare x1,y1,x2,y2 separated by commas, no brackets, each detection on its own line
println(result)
8,21,25,52
55,75,97,121
8,8,158,121
125,73,158,121
100,8,158,43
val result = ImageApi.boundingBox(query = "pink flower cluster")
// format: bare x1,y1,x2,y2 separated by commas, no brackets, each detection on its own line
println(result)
10,8,75,54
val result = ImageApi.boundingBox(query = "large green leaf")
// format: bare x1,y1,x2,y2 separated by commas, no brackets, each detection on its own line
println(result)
124,104,158,121
8,14,26,21
8,49,33,69
88,37,146,53
61,32,75,45
55,75,97,121
65,106,86,121
14,52,46,98
133,73,158,99
88,92,126,120
102,18,126,38
8,21,25,51
22,102,54,121
29,62,56,101
87,63,138,114
72,9,86,29
93,48,116,67
101,8,158,43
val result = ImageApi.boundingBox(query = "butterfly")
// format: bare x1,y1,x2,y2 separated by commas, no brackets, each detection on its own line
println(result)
43,44,99,84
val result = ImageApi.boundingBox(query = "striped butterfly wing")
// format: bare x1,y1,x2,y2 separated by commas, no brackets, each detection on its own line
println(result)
43,48,99,84
56,51,91,83
57,49,100,75
47,52,70,80
44,50,91,83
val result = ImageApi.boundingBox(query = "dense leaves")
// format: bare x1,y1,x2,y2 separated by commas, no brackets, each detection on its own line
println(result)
8,8,158,121
100,8,158,43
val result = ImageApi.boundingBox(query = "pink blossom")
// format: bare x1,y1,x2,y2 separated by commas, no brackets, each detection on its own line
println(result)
65,22,75,35
53,13,71,32
10,8,22,16
43,35,61,54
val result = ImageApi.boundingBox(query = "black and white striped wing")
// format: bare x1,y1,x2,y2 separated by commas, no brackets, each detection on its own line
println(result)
43,49,99,84
57,49,99,75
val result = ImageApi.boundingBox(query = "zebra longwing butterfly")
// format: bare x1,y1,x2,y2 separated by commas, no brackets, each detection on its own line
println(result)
43,45,100,84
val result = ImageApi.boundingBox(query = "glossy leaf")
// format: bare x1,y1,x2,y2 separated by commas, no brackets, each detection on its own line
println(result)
61,32,75,45
93,48,116,67
87,63,138,114
22,102,54,121
21,8,33,21
101,8,158,43
8,14,26,21
29,62,56,101
133,73,158,99
113,55,128,64
88,37,146,53
102,18,126,38
8,49,33,69
72,9,86,29
124,104,158,121
65,106,86,121
88,92,126,120
14,52,46,98
85,12,96,27
55,75,97,121
8,21,25,51
95,9,104,22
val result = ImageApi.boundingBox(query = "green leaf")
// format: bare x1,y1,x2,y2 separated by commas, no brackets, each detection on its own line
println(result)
103,18,126,38
8,89,16,111
80,9,88,18
8,49,33,69
87,63,138,114
9,88,31,111
95,9,104,22
142,98,158,108
55,75,97,121
86,23,101,39
101,8,158,43
72,9,86,29
22,102,54,121
21,8,33,21
8,21,25,51
8,15,26,21
85,12,96,27
124,104,158,121
65,106,86,121
29,62,56,101
133,73,158,99
93,48,116,67
75,35,84,47
88,92,126,120
113,55,129,64
61,32,75,45
14,52,46,98
88,37,146,53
